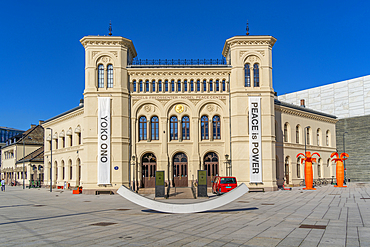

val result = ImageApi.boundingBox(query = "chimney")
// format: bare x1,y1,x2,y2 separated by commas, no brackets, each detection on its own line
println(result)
39,120,44,125
300,99,305,107
31,124,36,128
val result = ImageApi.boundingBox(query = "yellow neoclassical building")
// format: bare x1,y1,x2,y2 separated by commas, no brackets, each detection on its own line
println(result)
42,33,337,194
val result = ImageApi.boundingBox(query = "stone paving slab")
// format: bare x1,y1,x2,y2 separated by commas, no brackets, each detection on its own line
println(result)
0,183,370,246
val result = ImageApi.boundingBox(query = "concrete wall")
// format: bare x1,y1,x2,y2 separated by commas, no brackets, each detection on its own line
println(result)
278,75,370,119
336,115,370,182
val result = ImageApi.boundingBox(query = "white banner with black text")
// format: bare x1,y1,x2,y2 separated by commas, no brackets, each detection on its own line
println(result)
98,97,111,185
249,97,262,183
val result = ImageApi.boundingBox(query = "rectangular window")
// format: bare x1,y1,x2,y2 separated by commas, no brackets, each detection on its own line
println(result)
171,80,175,92
158,80,162,92
177,80,181,92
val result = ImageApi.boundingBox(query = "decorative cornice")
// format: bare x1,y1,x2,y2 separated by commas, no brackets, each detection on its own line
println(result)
43,108,84,127
222,36,276,57
275,105,338,124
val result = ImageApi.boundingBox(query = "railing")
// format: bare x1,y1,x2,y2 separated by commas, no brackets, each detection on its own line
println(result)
129,58,228,66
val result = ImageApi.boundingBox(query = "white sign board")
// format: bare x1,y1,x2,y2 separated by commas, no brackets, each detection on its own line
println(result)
98,97,111,185
249,97,262,183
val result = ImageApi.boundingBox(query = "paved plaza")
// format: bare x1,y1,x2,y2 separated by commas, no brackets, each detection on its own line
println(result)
0,183,369,246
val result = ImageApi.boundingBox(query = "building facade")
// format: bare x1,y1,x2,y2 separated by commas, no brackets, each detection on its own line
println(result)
42,34,337,194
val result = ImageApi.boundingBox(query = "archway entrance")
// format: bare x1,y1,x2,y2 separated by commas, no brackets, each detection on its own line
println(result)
141,153,156,188
173,152,188,187
204,152,219,187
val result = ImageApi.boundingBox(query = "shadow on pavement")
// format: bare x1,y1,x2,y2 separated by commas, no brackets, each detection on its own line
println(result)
142,207,259,214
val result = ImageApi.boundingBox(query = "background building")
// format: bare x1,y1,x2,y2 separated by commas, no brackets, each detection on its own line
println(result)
279,75,370,181
1,123,44,185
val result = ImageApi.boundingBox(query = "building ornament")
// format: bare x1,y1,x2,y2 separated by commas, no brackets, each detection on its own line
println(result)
206,104,215,112
175,104,184,113
256,50,265,56
92,51,100,57
144,105,152,112
110,51,118,57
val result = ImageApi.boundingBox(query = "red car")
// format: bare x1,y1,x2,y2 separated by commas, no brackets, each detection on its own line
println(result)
212,176,237,195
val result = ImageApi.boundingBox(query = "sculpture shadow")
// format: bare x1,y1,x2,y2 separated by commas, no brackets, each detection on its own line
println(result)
142,207,258,214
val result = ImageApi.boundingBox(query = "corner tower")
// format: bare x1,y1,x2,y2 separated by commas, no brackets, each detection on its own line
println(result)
80,36,137,193
222,35,277,191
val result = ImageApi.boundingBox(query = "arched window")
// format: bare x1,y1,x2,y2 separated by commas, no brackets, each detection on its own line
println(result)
326,130,330,146
171,80,175,92
133,80,136,92
209,80,213,91
158,80,162,92
139,80,143,92
184,80,187,92
139,116,147,141
182,116,190,140
190,80,194,91
317,129,321,146
284,123,289,142
145,80,150,92
296,125,300,144
98,64,104,88
297,157,301,178
253,64,260,87
170,116,178,140
245,64,251,87
151,116,159,140
152,80,156,92
107,64,113,88
165,80,168,92
213,115,221,139
222,79,226,91
197,80,201,92
203,80,207,92
215,80,219,91
177,80,181,92
201,115,209,140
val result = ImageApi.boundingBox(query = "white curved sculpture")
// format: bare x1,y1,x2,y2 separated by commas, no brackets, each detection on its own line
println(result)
117,183,249,214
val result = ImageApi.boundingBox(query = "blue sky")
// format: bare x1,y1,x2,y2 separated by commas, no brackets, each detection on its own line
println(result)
1,0,369,131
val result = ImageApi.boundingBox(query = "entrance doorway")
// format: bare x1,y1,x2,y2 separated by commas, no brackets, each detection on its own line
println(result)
141,153,156,188
204,152,219,187
173,152,188,187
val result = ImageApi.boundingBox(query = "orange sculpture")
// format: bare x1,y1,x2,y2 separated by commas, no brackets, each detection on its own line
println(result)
296,151,320,190
330,152,349,188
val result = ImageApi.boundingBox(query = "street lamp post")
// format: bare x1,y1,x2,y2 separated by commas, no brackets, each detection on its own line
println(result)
132,155,136,191
304,126,310,183
304,126,310,157
343,132,348,184
46,128,53,192
22,135,32,189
